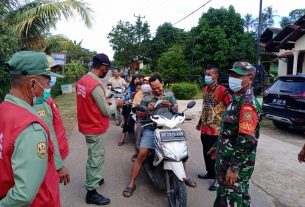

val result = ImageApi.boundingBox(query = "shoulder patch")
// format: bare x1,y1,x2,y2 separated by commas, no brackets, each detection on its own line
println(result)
37,142,47,159
238,104,258,136
38,109,46,117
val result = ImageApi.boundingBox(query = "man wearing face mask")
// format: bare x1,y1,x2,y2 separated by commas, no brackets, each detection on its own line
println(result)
208,62,261,207
76,53,123,205
0,51,60,206
196,65,231,191
33,57,70,186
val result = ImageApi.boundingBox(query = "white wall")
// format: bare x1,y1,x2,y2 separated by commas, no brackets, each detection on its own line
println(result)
278,49,289,76
295,35,305,51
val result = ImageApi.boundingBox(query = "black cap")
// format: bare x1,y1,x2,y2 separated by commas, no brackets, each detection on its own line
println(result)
92,53,111,68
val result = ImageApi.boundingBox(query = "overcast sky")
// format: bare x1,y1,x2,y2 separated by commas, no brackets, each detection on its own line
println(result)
52,0,304,59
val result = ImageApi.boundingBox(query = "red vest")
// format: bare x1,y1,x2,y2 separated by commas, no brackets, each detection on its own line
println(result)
76,74,109,135
46,97,69,159
0,101,60,206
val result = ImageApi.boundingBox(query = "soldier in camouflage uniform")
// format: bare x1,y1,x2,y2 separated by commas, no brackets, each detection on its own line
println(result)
208,62,262,207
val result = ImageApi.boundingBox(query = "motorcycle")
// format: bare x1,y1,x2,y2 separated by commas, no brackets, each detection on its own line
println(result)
141,101,196,207
107,86,130,126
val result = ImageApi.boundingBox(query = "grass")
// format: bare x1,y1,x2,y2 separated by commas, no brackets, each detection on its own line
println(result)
54,93,77,138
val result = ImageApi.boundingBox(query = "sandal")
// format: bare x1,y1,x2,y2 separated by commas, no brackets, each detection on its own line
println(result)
122,185,136,197
118,141,124,146
184,178,197,188
131,154,138,162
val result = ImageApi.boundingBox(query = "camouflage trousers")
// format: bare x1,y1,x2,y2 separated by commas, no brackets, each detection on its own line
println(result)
213,156,255,207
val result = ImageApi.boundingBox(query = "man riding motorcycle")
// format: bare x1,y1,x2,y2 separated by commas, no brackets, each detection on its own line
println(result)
122,74,196,198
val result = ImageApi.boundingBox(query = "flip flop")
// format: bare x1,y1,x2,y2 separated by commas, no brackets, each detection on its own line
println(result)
122,185,136,197
131,154,138,162
184,178,197,188
118,141,124,146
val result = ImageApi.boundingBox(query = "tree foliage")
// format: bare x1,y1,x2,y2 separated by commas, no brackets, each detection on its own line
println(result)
45,34,96,64
156,45,188,83
280,9,305,28
0,2,18,102
108,17,151,67
148,23,187,67
243,14,256,32
4,0,93,49
189,6,256,73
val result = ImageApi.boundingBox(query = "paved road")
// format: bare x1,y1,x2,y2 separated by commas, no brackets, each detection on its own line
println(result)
60,116,277,207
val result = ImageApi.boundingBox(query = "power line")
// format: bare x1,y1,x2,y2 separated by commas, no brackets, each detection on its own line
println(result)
173,0,213,26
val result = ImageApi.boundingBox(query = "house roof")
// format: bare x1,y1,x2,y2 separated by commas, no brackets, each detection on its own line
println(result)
260,27,282,44
278,51,293,58
263,15,305,52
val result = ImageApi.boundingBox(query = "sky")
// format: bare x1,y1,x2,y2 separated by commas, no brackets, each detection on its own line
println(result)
52,0,304,60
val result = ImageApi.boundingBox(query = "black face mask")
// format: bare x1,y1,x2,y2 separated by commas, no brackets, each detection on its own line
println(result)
99,72,107,78
99,67,108,78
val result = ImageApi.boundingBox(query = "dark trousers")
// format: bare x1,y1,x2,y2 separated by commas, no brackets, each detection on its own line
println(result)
201,134,218,178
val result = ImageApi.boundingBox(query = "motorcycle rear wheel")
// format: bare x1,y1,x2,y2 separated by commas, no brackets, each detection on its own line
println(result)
167,172,187,207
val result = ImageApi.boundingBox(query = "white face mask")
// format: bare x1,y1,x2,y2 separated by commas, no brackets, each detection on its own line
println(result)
50,76,57,87
229,77,243,92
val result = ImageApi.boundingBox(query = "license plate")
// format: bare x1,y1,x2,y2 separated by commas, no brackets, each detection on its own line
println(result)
272,99,286,106
159,130,186,142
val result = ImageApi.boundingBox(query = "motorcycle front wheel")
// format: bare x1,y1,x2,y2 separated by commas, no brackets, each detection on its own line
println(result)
167,171,187,207
115,108,122,126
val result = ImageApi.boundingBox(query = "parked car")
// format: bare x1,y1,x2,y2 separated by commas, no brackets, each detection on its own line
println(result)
262,74,305,129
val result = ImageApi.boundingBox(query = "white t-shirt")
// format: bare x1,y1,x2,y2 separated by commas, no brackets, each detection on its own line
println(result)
108,77,126,88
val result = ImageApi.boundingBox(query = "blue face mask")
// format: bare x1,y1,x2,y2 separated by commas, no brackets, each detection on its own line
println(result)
35,88,51,104
229,77,243,92
204,75,213,85
50,76,57,87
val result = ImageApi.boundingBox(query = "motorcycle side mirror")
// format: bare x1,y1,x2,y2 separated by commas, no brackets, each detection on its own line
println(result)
187,101,196,109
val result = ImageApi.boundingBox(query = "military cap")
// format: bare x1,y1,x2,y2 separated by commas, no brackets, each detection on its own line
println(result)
8,51,61,77
229,62,256,76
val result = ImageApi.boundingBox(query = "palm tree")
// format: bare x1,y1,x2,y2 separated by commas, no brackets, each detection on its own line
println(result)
243,13,255,32
254,6,277,33
4,0,93,49
263,6,277,28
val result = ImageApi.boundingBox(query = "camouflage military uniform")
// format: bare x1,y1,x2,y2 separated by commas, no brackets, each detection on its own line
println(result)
214,88,261,207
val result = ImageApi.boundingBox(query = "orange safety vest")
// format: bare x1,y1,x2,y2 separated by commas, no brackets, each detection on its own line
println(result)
76,74,109,135
0,101,60,206
46,97,69,159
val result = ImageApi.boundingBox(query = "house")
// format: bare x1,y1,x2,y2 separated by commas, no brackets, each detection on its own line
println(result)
262,15,305,76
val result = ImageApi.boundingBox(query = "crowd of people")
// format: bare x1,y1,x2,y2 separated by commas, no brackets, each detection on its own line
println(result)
1,50,305,207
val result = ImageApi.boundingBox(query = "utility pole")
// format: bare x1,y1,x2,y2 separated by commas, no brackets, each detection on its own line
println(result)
256,0,263,66
134,14,145,57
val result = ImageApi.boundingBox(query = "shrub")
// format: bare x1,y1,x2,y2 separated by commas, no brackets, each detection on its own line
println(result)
64,59,87,83
51,59,87,98
171,82,198,100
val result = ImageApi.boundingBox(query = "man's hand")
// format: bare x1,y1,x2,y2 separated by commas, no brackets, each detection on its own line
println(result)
207,147,218,160
57,166,70,186
298,145,305,163
115,99,124,107
161,100,171,107
147,103,155,111
107,98,113,105
225,168,239,187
